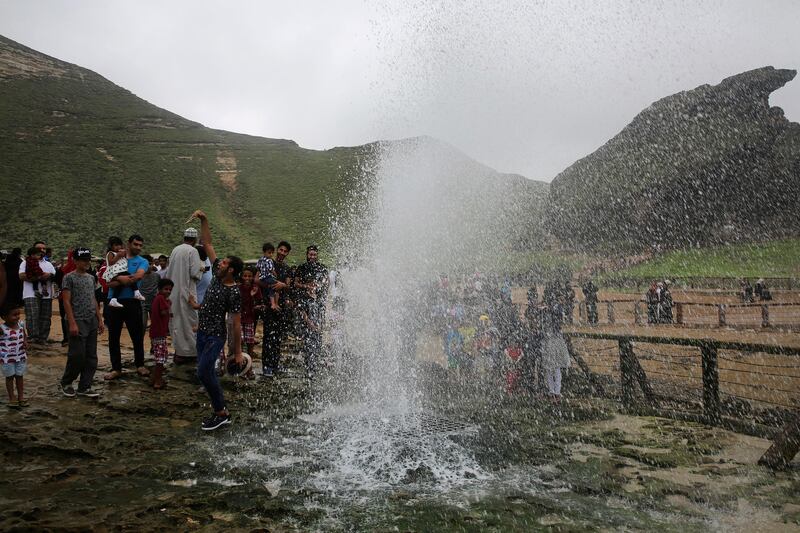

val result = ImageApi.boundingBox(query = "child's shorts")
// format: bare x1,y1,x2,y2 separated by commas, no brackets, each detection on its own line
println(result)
151,337,168,364
242,322,255,345
2,360,27,377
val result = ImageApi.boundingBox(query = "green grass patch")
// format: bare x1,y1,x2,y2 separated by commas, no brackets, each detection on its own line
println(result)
605,239,800,280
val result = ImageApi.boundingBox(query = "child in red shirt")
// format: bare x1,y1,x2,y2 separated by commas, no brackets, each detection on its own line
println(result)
239,268,263,358
149,278,174,389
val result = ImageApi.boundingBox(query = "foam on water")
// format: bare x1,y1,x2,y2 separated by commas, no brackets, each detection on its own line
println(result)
197,403,489,498
303,404,488,494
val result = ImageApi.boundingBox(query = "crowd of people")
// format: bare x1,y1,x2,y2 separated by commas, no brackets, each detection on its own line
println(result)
740,278,773,303
3,220,781,430
0,210,330,431
426,273,576,403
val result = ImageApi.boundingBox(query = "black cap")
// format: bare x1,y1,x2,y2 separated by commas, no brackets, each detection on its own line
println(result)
75,247,92,260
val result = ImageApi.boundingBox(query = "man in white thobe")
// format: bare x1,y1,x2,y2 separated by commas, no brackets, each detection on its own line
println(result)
167,228,205,363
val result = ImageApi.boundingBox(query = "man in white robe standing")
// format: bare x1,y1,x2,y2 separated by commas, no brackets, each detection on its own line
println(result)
167,228,205,363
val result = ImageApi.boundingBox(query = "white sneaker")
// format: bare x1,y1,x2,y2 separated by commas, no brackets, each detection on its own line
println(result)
134,290,146,301
108,298,123,308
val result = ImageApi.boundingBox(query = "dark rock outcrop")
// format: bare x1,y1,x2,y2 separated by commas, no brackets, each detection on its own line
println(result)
548,67,800,251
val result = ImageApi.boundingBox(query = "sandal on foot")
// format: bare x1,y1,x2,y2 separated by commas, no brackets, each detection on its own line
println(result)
136,366,151,377
7,401,21,409
17,399,29,407
104,370,122,380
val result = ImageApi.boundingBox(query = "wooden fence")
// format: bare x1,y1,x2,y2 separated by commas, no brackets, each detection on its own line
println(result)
565,331,800,468
571,299,800,330
599,276,799,291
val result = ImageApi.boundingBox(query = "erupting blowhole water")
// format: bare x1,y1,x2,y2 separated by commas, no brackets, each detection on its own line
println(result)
325,137,530,408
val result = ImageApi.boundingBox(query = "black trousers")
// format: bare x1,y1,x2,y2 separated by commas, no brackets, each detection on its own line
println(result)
58,297,68,341
302,329,322,378
61,317,98,391
262,308,289,371
107,299,145,371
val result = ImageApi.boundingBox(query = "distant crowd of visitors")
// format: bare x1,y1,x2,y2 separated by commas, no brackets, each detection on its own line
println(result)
739,278,772,303
427,274,580,403
0,211,330,431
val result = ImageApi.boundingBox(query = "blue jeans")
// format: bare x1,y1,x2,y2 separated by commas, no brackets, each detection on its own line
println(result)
197,331,226,412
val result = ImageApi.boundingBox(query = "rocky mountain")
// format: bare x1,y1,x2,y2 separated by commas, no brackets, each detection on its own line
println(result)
547,67,800,252
0,35,547,259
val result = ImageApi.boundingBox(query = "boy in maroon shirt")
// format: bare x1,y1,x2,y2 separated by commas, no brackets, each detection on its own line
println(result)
149,278,174,389
239,268,262,360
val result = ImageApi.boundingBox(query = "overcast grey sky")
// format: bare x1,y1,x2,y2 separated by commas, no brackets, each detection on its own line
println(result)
1,0,798,180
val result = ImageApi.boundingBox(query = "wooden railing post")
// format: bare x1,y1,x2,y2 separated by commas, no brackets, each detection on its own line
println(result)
676,303,684,325
634,301,642,325
564,336,605,396
761,304,770,328
717,304,726,327
579,301,585,322
619,337,635,409
607,301,615,325
700,341,720,424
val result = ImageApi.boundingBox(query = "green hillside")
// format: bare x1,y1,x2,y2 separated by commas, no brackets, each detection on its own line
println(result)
0,36,373,258
0,35,545,260
604,238,800,280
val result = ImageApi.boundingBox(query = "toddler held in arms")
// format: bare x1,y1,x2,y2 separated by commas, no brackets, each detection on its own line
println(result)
24,247,48,297
103,237,145,308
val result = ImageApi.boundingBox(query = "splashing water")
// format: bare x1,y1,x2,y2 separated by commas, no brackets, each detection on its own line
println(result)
305,136,523,488
327,137,526,407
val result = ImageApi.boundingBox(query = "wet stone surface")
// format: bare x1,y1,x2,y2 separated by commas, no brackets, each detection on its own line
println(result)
1,347,799,531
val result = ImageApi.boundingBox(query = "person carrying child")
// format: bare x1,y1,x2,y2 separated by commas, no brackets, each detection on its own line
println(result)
102,236,146,308
60,247,104,398
149,278,173,389
24,247,48,297
1,302,28,408
259,241,291,377
19,241,56,344
104,235,150,380
256,242,281,312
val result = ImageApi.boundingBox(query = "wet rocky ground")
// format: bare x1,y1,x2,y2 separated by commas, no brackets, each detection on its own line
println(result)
1,342,799,532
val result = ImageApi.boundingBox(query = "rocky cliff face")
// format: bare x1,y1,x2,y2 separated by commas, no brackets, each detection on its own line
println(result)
548,67,800,251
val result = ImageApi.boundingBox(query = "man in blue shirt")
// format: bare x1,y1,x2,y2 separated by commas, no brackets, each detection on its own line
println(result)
104,235,150,380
